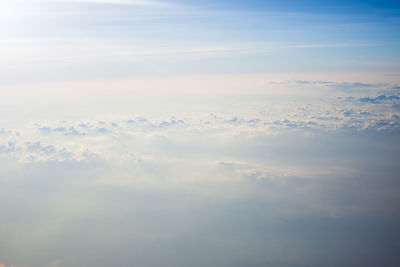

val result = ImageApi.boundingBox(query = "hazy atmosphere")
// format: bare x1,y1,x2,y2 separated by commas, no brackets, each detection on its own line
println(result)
1,1,400,267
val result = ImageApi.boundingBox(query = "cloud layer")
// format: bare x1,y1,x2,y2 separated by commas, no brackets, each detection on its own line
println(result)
0,80,399,267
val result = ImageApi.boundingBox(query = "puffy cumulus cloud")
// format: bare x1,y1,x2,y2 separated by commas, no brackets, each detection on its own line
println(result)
0,82,399,165
0,128,12,135
0,80,400,267
0,141,21,154
359,95,400,103
1,129,399,267
0,138,100,163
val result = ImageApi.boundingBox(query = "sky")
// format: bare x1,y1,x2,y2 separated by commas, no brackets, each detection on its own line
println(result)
1,1,400,267
1,0,400,84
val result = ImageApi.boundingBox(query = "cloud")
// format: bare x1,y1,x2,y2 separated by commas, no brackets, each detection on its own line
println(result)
55,0,175,8
359,95,400,103
53,127,67,132
0,142,20,154
0,128,13,135
67,126,85,136
1,122,399,266
25,141,57,155
2,79,400,266
1,105,400,267
273,80,392,91
1,81,398,164
44,259,62,267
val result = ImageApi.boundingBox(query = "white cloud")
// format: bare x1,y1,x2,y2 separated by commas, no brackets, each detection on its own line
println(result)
1,81,399,165
54,0,174,8
44,259,62,267
0,80,399,267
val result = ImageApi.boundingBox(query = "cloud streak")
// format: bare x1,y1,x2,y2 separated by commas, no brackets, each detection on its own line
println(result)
55,0,175,7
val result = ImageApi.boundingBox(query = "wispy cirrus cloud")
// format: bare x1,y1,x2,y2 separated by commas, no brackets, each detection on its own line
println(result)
54,0,175,8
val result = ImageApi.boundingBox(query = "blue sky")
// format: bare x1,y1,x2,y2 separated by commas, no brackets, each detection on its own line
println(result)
1,0,400,84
